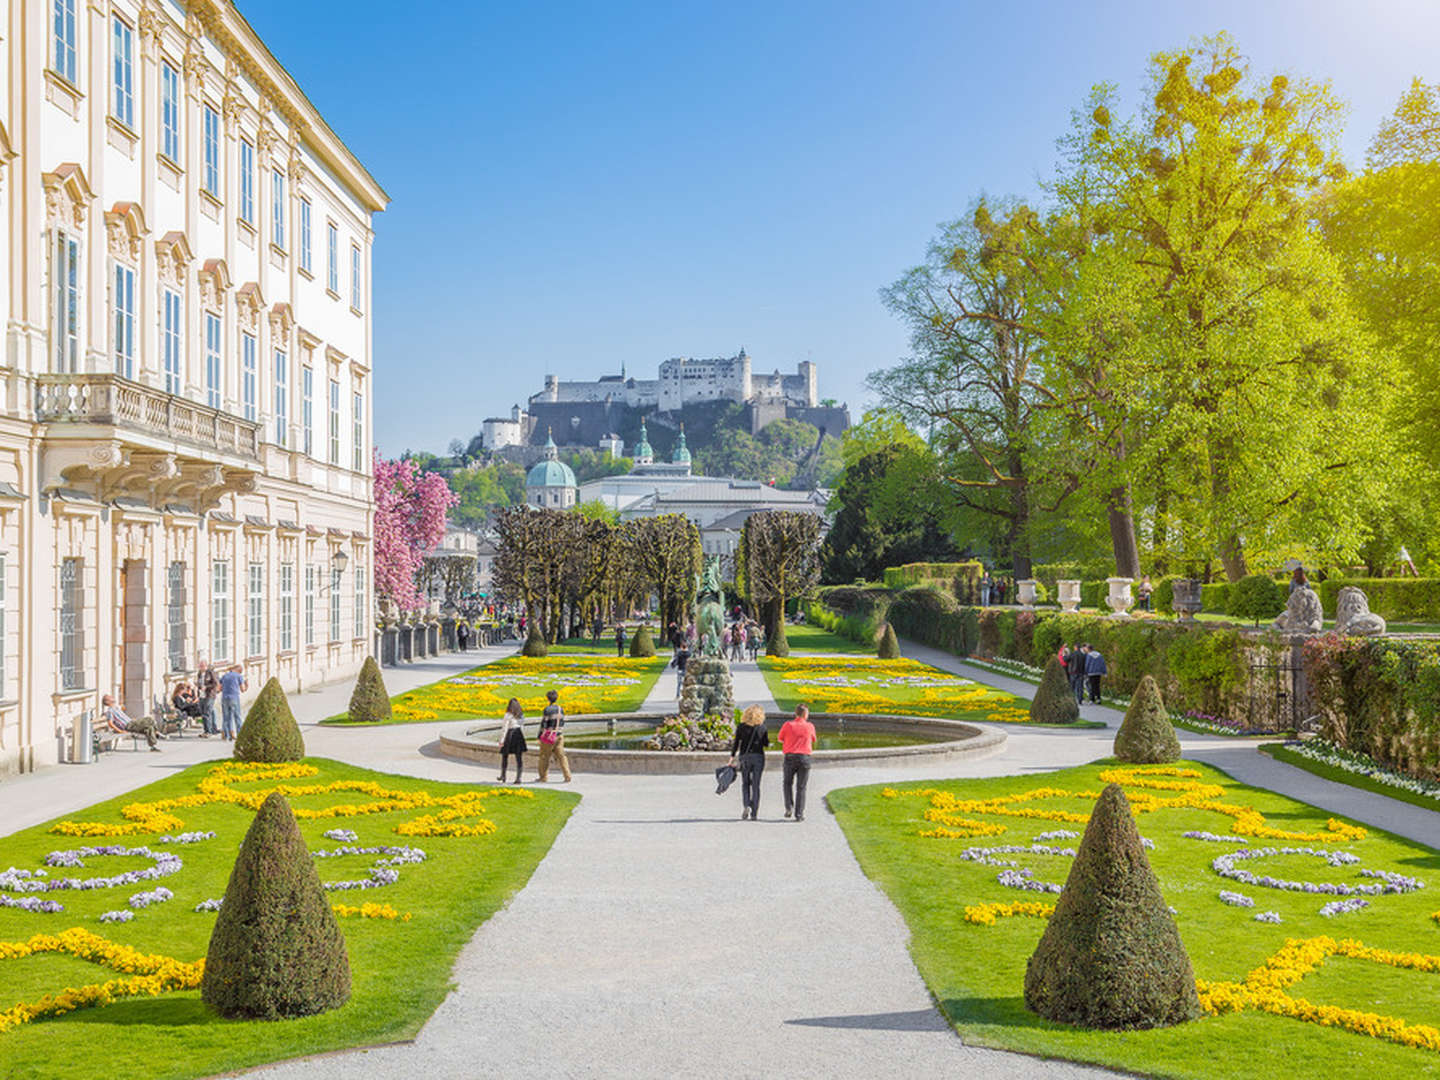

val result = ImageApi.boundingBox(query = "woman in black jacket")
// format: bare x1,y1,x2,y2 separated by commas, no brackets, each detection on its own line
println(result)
728,704,770,820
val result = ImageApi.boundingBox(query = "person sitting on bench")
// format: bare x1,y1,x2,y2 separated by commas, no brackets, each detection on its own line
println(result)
170,682,206,729
103,694,162,752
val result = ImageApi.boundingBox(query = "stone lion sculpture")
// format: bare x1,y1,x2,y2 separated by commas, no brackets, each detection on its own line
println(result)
1334,586,1387,637
1272,585,1323,635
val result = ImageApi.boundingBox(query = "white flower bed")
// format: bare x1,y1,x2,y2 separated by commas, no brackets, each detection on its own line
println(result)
1280,739,1440,803
1254,911,1282,923
1320,898,1370,917
1184,831,1249,844
1211,847,1424,904
1219,890,1255,907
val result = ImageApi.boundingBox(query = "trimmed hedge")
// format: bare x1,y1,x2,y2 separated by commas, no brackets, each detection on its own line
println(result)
347,656,392,724
1030,656,1079,724
877,623,901,659
234,678,304,763
1316,577,1440,622
522,629,549,657
629,625,656,658
1113,675,1181,763
882,561,985,604
806,600,880,647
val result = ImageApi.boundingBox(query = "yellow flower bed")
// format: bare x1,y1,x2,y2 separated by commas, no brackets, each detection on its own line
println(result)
332,903,410,921
0,928,203,1034
883,766,1366,845
389,656,663,721
765,656,1031,721
963,901,1055,925
50,762,534,839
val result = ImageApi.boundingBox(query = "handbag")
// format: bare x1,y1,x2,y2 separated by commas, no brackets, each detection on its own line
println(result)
539,725,559,745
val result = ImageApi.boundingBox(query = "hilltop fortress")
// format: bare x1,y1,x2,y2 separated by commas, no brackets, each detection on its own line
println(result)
482,350,848,453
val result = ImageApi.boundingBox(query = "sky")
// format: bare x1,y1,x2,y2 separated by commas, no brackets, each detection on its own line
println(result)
236,0,1440,456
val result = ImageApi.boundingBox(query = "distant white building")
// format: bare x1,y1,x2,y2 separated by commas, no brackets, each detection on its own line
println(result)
480,404,530,451
525,431,577,508
532,350,819,412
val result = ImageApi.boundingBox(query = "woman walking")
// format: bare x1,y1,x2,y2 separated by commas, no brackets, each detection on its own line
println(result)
497,698,527,783
537,689,572,782
728,704,770,820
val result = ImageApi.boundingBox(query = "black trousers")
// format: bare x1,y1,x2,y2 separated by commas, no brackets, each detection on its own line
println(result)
1070,673,1086,704
783,754,811,817
739,752,765,815
1087,674,1102,703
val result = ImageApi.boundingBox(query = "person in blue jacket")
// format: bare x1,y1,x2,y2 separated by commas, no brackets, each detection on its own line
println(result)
1084,645,1108,704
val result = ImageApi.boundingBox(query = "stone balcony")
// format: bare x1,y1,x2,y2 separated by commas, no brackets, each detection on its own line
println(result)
35,373,261,508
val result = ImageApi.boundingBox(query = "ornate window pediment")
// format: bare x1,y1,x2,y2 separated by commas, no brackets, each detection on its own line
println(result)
269,302,294,338
198,257,231,312
105,202,148,264
154,230,193,288
42,163,94,229
236,282,265,332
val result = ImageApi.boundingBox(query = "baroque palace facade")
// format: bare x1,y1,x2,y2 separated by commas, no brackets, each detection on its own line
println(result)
0,0,387,773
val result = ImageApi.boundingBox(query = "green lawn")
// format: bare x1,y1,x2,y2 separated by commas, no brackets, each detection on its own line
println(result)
779,622,875,654
1260,743,1440,815
323,654,669,724
828,759,1440,1079
0,758,577,1079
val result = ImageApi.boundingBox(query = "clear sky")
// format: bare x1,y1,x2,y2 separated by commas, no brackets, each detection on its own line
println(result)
236,0,1440,456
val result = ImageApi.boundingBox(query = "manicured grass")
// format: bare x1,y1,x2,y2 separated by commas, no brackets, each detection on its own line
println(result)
776,622,875,654
0,758,577,1080
758,655,1103,729
828,759,1440,1080
322,654,668,725
1260,743,1440,815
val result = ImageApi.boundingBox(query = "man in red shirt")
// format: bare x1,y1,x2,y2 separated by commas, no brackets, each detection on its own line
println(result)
778,704,817,821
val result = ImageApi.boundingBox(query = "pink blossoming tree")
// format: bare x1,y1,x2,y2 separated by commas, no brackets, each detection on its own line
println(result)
373,450,458,614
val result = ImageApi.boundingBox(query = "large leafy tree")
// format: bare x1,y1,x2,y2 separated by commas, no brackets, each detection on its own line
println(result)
373,452,458,614
617,514,701,630
739,510,823,646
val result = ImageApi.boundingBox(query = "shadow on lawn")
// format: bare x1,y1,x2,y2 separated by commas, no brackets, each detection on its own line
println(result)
940,994,1035,1029
52,996,213,1027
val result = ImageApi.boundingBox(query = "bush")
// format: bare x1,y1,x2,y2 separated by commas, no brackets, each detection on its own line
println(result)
877,623,900,659
1316,577,1440,622
882,561,984,604
807,600,879,647
347,657,392,724
234,677,304,763
1029,656,1080,724
1152,576,1178,615
1200,582,1232,613
767,619,790,658
201,791,351,1019
1230,574,1285,624
1024,784,1201,1029
629,625,655,657
1113,675,1181,763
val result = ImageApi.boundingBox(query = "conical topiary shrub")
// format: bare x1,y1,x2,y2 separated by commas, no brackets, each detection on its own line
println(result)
347,656,392,724
767,618,790,658
521,626,549,657
629,625,656,657
1029,656,1079,725
233,677,305,762
201,791,351,1019
1114,675,1181,764
877,622,900,659
1024,783,1201,1029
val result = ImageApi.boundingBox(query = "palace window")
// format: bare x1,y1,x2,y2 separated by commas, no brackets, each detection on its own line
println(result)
326,222,338,293
353,564,366,639
272,169,285,249
53,232,80,372
239,139,255,224
203,106,221,196
52,0,77,83
167,562,186,673
328,379,341,465
205,312,222,408
112,263,135,379
274,351,289,447
330,567,342,641
162,288,182,394
299,199,312,273
60,558,83,690
112,17,134,128
211,560,230,662
304,564,316,646
301,366,314,455
247,562,264,657
0,553,7,696
241,332,257,421
161,63,181,162
352,392,364,471
279,562,294,652
350,243,363,311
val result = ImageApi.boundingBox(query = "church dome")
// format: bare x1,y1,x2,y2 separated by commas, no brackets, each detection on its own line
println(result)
527,431,577,489
672,425,691,465
633,417,654,464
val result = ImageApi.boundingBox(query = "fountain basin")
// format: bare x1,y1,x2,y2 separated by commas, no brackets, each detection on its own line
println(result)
438,711,1006,775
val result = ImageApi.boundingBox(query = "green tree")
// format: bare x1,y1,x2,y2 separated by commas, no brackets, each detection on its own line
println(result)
739,510,824,643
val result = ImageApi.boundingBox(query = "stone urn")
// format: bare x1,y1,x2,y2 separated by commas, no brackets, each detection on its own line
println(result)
1017,579,1039,609
1105,577,1135,618
1056,579,1082,613
1171,579,1203,622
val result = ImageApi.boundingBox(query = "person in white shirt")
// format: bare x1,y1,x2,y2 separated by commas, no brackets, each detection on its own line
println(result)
497,697,528,783
102,694,162,751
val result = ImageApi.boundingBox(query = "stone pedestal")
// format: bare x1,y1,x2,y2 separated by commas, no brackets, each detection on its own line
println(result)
678,655,734,720
1017,579,1038,609
1105,577,1134,618
1057,579,1081,613
1171,579,1202,622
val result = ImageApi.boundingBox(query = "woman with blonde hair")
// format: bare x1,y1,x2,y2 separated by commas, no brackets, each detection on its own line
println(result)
497,697,527,784
728,704,770,820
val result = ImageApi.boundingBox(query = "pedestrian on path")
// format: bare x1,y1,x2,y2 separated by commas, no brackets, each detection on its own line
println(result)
218,665,247,740
537,689,572,782
195,659,220,736
615,625,627,657
671,645,689,699
1084,645,1107,704
497,697,528,784
778,704,817,821
750,624,764,661
457,622,470,652
981,571,993,607
1066,644,1088,705
102,694,162,750
728,704,770,820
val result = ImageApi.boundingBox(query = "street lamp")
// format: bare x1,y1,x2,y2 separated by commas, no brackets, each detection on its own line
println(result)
332,548,350,574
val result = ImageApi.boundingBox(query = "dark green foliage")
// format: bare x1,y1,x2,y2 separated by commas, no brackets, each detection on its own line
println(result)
1151,576,1179,614
1113,675,1181,763
767,619,791,657
1030,656,1080,724
1230,573,1286,624
234,677,305,763
877,622,900,659
1200,582,1232,613
629,625,655,657
522,628,549,657
201,792,351,1019
347,657,392,724
1316,577,1440,621
1024,784,1201,1029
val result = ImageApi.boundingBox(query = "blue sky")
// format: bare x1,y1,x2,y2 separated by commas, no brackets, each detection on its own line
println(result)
237,0,1440,455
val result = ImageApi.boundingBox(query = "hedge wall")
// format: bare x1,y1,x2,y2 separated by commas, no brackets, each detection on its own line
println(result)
1316,578,1440,622
881,562,985,603
1304,634,1440,779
